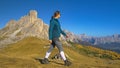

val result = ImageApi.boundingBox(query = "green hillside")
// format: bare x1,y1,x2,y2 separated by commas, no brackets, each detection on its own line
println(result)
0,37,120,68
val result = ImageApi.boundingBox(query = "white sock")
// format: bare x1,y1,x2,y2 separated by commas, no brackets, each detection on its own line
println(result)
45,52,51,58
60,51,66,61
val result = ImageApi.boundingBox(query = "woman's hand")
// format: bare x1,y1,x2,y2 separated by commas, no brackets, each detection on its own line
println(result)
49,40,52,44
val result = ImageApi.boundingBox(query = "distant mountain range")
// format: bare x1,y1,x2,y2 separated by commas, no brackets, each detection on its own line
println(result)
0,10,120,53
74,34,120,53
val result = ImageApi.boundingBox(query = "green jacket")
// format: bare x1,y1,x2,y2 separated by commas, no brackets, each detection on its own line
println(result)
49,18,66,40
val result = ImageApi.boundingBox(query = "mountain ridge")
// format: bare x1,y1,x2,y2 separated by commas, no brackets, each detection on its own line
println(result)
75,34,120,53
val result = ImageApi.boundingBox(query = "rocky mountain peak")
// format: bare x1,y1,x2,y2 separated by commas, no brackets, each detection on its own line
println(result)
0,10,49,47
29,10,37,18
28,10,38,23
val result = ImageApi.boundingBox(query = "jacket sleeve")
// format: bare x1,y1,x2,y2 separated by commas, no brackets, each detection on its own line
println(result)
49,20,55,40
60,27,67,36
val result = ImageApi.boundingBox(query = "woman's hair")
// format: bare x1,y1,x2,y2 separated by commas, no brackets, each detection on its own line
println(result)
53,11,60,18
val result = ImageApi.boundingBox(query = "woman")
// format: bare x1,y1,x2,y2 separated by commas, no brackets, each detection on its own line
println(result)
41,11,71,66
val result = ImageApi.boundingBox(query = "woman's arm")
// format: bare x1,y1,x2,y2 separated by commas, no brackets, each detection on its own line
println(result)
60,28,67,37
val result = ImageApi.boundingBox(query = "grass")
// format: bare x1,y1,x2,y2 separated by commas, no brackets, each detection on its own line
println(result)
0,37,120,68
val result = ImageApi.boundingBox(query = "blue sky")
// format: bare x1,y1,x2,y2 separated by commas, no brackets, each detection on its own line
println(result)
0,0,120,37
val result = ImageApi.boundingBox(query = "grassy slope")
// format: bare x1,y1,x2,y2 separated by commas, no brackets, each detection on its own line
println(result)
0,37,120,68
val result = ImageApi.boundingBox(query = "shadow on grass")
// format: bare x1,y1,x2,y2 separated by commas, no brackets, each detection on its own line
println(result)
34,57,64,65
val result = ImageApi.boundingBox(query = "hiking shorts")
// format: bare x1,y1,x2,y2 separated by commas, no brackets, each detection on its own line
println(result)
47,38,64,53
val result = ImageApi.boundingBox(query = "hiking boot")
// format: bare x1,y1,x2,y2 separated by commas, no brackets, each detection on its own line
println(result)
64,60,72,66
40,58,49,64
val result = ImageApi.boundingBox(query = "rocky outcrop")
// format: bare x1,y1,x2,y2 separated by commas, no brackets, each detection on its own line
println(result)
0,10,49,47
